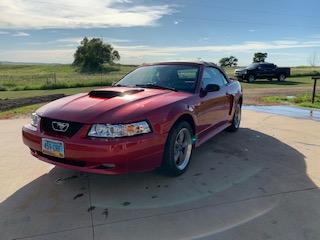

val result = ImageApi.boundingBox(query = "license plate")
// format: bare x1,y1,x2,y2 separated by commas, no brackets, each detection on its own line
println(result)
42,138,64,158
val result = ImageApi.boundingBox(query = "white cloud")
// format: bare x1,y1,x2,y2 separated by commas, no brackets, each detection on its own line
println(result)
114,39,320,55
12,32,30,37
248,29,256,32
0,49,74,63
0,0,173,29
0,31,9,34
2,39,320,65
57,37,131,44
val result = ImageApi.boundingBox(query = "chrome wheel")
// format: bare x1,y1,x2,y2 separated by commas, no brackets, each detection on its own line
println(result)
173,128,192,170
234,103,241,128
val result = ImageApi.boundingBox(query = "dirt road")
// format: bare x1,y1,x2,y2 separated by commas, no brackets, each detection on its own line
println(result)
0,110,319,240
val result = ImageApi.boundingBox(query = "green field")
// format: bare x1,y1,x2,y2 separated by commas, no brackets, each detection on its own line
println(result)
0,64,319,92
0,102,46,119
262,94,320,109
223,66,320,78
0,64,135,91
0,64,319,118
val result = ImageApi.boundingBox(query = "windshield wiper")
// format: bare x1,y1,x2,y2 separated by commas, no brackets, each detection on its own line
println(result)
135,84,178,92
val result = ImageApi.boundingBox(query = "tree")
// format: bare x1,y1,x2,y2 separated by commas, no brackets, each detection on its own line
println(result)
73,37,120,72
308,52,319,67
253,52,268,63
219,56,238,67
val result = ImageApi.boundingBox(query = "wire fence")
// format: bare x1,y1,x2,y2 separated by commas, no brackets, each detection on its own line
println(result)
0,72,123,90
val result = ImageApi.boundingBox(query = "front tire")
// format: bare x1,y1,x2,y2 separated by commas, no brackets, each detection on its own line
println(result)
227,102,242,132
162,121,193,176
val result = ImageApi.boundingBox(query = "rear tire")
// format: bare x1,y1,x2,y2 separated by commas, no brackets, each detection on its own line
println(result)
247,75,255,83
227,102,242,132
162,121,193,176
278,74,286,81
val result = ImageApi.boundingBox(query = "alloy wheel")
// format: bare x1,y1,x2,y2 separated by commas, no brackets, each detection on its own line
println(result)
173,128,192,170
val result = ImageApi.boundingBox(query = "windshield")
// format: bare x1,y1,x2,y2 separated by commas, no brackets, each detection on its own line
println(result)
246,63,259,70
116,65,200,93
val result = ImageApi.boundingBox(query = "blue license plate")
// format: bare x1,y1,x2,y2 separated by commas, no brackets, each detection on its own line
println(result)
42,138,64,158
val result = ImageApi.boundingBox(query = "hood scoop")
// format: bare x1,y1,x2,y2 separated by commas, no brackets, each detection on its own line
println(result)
89,89,144,99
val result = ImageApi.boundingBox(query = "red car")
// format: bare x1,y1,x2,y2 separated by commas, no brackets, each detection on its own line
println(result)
22,62,242,176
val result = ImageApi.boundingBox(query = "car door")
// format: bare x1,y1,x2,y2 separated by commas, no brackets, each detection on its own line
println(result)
196,67,231,134
265,64,276,77
256,64,267,78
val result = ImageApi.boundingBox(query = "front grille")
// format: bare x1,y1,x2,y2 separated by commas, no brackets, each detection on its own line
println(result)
37,151,86,167
41,117,83,137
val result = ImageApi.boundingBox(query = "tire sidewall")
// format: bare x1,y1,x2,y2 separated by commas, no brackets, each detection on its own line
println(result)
163,121,194,176
247,75,255,83
278,74,286,81
227,101,242,132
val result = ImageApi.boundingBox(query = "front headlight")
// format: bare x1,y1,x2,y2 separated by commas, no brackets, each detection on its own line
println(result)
31,112,41,128
88,121,151,138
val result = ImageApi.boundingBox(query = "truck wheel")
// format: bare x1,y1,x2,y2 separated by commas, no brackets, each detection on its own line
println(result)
278,74,286,81
247,75,255,83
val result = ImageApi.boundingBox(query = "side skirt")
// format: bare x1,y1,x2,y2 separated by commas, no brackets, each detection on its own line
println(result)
195,122,231,148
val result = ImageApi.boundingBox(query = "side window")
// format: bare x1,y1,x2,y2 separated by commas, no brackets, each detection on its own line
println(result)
201,67,228,89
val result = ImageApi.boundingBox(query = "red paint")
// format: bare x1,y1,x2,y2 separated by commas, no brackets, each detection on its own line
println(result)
22,62,242,174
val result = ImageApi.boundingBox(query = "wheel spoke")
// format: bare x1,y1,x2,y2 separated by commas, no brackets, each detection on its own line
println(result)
177,131,185,143
174,149,180,162
178,151,185,163
173,127,192,170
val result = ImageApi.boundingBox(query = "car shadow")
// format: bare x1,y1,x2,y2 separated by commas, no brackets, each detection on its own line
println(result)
1,128,318,239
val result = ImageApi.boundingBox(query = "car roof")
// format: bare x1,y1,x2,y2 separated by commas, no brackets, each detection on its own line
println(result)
143,61,219,68
256,62,274,65
141,61,229,79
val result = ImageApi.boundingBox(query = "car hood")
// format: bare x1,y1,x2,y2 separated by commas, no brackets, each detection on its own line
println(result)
37,87,191,124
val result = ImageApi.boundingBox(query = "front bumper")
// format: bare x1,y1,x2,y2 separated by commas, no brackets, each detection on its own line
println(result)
22,124,166,175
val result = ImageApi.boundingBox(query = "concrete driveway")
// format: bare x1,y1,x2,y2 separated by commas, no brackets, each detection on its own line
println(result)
0,110,319,240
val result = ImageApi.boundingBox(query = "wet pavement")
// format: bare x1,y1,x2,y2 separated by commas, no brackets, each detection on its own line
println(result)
243,105,320,121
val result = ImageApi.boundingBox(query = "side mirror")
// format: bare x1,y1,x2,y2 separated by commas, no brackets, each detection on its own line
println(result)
205,84,220,92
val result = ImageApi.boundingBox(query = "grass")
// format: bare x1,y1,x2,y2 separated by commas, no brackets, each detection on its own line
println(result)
0,102,46,119
263,94,320,109
0,64,135,91
0,86,98,100
0,64,319,118
223,66,320,78
239,76,313,89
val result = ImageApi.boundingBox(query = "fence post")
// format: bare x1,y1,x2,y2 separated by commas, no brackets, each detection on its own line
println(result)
311,76,319,104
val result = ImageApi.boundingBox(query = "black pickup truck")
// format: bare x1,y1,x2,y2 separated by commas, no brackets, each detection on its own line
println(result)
234,63,290,82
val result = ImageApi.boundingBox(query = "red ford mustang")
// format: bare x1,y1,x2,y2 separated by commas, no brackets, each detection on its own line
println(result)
22,62,242,176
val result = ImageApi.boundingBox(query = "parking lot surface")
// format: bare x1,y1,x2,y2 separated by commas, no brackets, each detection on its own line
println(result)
0,110,319,240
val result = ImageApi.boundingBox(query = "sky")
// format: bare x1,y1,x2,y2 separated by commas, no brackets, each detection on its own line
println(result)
0,0,320,66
